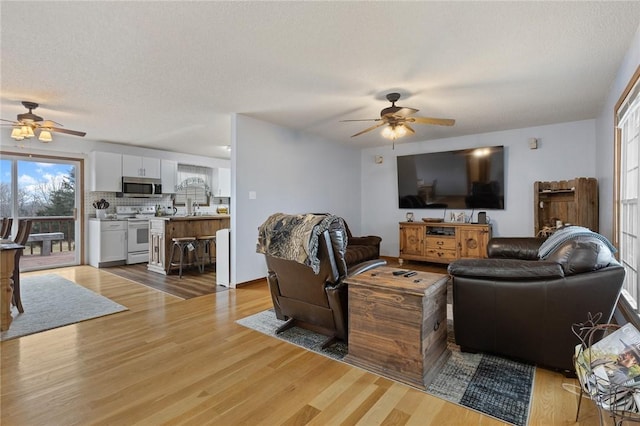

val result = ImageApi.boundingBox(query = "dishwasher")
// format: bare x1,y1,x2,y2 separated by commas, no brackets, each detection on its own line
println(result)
89,219,127,268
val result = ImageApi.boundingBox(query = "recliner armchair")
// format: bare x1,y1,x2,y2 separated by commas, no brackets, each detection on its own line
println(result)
258,213,386,348
448,230,625,373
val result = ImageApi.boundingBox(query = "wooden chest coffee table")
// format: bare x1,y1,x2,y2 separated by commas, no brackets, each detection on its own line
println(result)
344,266,450,389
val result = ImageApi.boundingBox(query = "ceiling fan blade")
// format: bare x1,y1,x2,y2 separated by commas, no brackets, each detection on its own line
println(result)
49,126,86,137
340,119,381,122
394,107,419,117
410,117,456,126
404,123,416,135
351,122,387,137
381,106,419,119
0,118,19,125
41,120,63,127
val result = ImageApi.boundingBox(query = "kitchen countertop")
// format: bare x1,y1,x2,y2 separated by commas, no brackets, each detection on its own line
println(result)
151,215,230,221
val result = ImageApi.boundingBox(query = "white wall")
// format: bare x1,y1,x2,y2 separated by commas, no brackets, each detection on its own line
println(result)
232,114,362,285
361,120,597,257
595,23,640,241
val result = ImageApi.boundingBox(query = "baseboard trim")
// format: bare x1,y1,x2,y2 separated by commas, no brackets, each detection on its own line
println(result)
381,255,399,264
236,277,268,288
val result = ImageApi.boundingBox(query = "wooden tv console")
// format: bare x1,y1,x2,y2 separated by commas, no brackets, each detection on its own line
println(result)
399,221,492,264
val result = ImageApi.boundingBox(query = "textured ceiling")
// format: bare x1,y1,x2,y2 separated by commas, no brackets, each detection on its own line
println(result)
1,1,639,159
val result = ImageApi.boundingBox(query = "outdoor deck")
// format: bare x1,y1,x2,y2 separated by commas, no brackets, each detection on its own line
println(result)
20,250,76,270
6,216,77,271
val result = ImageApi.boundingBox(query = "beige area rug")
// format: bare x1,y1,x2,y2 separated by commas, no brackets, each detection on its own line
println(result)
1,274,128,341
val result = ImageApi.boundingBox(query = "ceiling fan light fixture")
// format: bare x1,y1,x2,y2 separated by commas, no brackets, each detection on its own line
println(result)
11,127,23,140
382,124,407,140
38,130,53,142
21,125,35,138
382,125,395,139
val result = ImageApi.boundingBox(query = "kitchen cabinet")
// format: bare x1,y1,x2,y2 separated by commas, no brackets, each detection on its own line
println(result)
89,219,127,267
534,178,598,236
90,151,122,192
214,168,231,197
161,159,178,193
399,222,491,265
122,154,161,179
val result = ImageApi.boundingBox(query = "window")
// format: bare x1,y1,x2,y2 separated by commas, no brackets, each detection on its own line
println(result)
174,164,212,206
617,67,640,312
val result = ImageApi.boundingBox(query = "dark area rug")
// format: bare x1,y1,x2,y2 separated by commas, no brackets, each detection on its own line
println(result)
237,308,535,426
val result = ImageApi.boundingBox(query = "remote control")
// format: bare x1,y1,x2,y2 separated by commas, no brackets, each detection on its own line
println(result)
404,271,417,277
392,270,409,276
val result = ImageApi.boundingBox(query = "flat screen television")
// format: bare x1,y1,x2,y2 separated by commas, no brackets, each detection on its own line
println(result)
397,146,505,210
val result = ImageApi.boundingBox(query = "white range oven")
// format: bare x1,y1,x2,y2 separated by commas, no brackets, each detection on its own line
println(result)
127,218,150,264
116,206,156,264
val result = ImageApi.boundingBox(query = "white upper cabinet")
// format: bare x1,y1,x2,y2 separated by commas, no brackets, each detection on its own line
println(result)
90,151,122,192
161,159,178,193
216,168,231,197
122,155,161,179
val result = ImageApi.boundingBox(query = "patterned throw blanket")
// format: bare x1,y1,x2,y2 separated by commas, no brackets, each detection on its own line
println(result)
256,213,346,273
538,225,617,259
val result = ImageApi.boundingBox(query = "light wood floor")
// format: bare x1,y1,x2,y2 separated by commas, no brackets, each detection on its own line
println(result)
1,265,607,425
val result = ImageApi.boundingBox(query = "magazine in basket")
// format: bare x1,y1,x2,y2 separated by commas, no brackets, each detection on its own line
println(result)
574,323,640,413
589,323,640,386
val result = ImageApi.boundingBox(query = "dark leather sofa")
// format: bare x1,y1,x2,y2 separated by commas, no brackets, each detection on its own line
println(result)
259,214,385,348
343,221,382,267
448,234,625,373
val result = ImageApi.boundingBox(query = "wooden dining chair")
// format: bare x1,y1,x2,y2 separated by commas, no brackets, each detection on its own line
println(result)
1,217,13,239
12,219,32,313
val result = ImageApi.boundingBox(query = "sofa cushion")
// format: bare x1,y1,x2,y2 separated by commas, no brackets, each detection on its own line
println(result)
345,244,379,267
545,238,615,275
447,258,564,280
487,237,545,260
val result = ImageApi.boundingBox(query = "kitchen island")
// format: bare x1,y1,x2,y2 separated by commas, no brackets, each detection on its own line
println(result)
147,215,230,275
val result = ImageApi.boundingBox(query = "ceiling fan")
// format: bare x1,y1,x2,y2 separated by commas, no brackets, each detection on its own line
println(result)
1,101,86,143
341,93,455,142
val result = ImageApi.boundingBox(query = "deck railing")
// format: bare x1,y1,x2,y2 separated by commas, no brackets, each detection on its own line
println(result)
18,216,75,254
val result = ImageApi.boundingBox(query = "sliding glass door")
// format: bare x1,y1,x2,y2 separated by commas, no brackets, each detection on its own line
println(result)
0,154,81,270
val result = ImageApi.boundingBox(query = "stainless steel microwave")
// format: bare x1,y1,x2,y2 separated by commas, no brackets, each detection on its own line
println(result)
119,176,162,198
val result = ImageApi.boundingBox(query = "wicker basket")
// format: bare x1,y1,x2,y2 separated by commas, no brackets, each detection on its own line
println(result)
573,314,640,425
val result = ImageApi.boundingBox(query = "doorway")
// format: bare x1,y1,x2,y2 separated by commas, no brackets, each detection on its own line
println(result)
0,154,82,270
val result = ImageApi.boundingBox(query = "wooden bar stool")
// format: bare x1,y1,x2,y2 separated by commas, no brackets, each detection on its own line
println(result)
167,237,199,278
196,235,216,273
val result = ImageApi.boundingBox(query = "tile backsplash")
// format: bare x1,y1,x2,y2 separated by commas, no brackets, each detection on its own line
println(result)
86,192,229,216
